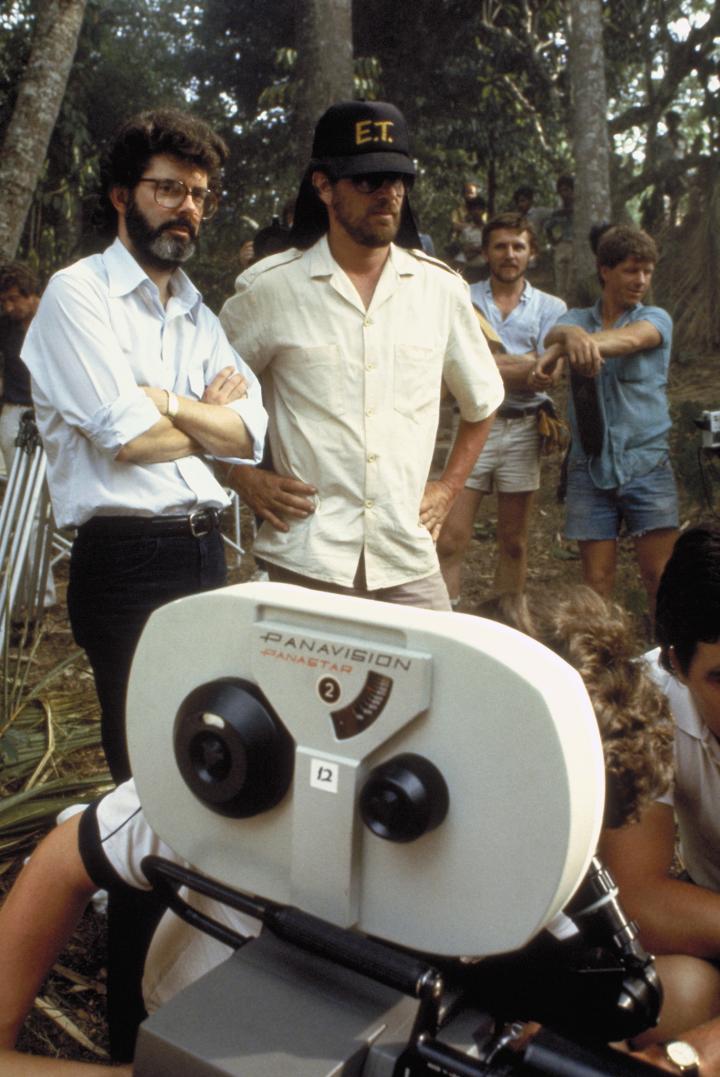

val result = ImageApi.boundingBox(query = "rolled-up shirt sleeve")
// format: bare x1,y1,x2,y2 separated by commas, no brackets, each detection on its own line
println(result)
23,273,161,456
443,285,504,421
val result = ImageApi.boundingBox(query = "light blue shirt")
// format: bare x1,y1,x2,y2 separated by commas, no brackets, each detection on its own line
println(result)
469,278,566,408
559,301,673,488
23,239,267,527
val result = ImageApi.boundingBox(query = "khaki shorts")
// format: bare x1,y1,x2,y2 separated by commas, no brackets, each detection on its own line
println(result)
465,413,541,494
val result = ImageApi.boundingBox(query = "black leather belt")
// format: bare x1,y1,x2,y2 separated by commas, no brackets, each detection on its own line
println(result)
78,508,221,539
497,405,541,419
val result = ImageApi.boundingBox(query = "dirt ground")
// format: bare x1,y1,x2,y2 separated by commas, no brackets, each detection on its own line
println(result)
1,338,718,1064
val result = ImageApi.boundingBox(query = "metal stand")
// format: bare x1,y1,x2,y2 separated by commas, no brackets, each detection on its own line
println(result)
0,412,54,650
221,488,244,566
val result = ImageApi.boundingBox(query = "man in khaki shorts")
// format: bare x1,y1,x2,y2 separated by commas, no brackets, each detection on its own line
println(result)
438,212,565,605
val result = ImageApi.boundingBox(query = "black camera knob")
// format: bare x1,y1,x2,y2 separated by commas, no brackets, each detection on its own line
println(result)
174,678,294,818
360,753,449,843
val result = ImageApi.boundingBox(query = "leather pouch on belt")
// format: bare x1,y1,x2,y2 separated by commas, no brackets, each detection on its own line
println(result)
537,398,570,456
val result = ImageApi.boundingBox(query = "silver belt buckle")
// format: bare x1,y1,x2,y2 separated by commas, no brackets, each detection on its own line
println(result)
189,509,212,537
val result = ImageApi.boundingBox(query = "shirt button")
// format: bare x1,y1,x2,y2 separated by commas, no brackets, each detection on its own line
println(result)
367,453,377,463
366,407,374,416
366,362,375,371
364,317,373,327
365,499,374,509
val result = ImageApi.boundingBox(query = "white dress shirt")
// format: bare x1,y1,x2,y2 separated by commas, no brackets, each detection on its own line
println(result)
23,239,266,528
220,237,503,589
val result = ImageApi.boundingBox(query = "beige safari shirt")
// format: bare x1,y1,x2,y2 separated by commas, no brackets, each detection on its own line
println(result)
220,236,503,589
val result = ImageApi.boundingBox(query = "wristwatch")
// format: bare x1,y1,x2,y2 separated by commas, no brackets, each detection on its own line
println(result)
664,1040,700,1074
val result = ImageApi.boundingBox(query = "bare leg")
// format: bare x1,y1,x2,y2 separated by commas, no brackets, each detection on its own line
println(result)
437,487,484,603
634,527,679,621
494,490,535,594
578,538,617,599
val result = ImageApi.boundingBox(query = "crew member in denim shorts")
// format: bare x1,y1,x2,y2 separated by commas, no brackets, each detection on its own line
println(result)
545,224,678,615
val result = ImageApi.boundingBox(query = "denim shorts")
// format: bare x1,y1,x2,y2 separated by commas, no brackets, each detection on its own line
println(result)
564,456,679,541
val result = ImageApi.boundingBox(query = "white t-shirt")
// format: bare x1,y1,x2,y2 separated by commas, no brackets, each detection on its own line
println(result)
79,780,261,1013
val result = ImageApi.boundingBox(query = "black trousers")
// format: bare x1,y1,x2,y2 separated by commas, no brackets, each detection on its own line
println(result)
68,525,227,783
67,523,227,1060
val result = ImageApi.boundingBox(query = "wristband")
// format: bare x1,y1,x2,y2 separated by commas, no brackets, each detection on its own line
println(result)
166,391,180,420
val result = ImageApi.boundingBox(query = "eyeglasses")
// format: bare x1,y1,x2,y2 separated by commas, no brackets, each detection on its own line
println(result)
347,173,414,194
137,177,219,219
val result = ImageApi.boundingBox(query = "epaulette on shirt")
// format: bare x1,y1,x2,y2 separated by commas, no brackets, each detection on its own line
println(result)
234,248,303,292
406,247,462,277
405,248,501,346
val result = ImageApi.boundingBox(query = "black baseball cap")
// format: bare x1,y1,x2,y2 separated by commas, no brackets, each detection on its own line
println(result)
311,101,416,179
289,100,421,250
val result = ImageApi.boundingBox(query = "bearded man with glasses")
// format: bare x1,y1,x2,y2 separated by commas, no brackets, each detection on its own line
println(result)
221,101,502,610
23,108,267,785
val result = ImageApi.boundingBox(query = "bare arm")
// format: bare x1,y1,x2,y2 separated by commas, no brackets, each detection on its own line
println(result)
420,413,496,541
117,366,253,465
544,320,662,377
630,1014,720,1073
497,343,565,391
0,816,131,1074
600,802,720,958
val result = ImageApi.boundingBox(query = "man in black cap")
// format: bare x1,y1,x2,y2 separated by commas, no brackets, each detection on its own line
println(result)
221,100,503,609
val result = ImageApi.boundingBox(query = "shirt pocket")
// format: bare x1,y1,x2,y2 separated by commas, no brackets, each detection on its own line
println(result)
275,344,345,418
393,345,440,419
187,367,206,400
615,353,651,384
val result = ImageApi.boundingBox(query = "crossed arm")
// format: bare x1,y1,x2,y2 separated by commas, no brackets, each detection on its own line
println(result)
0,816,132,1075
543,320,663,378
117,365,253,465
495,343,565,393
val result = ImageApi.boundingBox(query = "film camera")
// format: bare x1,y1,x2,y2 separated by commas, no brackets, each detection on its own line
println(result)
696,409,720,452
127,582,663,1075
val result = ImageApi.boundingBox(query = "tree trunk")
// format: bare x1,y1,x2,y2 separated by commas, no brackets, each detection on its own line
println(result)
566,0,611,283
0,0,87,261
293,0,354,165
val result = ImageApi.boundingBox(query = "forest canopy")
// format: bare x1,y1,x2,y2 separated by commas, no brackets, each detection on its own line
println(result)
1,0,718,333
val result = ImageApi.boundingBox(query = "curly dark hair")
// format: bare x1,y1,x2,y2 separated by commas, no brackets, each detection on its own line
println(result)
0,262,39,296
103,108,229,194
655,525,720,675
596,224,657,269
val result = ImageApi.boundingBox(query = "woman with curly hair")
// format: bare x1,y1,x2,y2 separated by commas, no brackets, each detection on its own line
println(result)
480,585,720,1059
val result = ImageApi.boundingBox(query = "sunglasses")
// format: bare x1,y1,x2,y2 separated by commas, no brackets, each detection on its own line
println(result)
346,172,415,194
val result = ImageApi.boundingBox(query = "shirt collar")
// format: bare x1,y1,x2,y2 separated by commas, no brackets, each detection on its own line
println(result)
480,278,532,307
306,235,416,279
665,672,706,742
586,299,603,327
103,237,202,319
592,297,644,330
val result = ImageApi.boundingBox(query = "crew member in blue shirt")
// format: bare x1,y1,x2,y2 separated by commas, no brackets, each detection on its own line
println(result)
544,224,678,616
